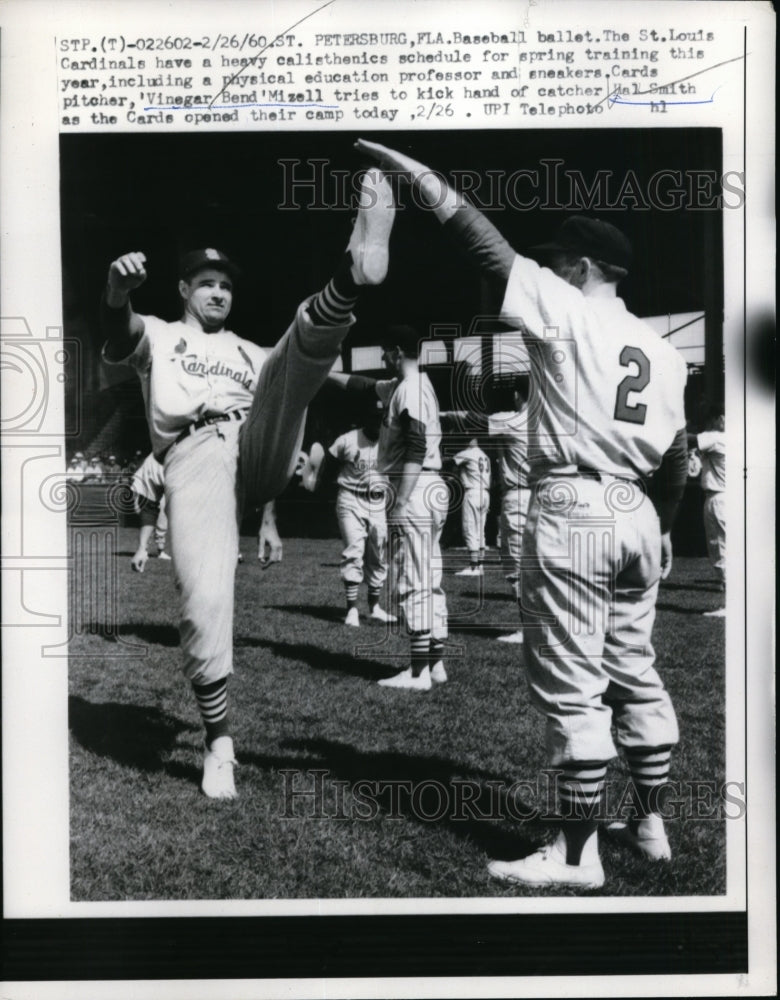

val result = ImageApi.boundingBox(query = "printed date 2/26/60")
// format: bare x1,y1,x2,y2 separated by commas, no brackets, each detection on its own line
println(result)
411,102,454,121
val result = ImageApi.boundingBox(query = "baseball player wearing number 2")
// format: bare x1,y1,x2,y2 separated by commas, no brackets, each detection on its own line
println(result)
102,168,395,799
358,139,689,888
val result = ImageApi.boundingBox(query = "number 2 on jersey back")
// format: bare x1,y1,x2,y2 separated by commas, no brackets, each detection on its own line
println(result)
614,345,650,425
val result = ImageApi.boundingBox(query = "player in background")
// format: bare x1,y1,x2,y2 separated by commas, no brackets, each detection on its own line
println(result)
443,376,532,642
101,168,395,798
130,451,170,572
451,438,491,577
688,404,725,616
303,402,396,626
329,324,448,690
357,139,688,888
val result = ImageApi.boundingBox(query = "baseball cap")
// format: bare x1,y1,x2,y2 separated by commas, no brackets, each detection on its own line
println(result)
530,216,632,270
179,248,240,280
381,324,421,358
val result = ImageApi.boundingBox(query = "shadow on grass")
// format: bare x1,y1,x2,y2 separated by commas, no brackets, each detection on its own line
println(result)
81,622,180,646
269,736,549,860
655,603,720,616
661,581,724,594
449,623,521,639
69,695,199,781
265,604,343,624
236,636,394,680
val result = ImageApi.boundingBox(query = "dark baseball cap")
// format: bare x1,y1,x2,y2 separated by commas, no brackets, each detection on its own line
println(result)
179,248,240,280
530,216,632,270
381,324,421,358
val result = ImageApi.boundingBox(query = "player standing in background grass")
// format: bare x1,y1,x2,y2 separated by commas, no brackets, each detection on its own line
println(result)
689,404,726,617
451,437,491,577
357,139,689,888
304,403,396,627
130,451,170,572
101,168,395,798
329,325,449,691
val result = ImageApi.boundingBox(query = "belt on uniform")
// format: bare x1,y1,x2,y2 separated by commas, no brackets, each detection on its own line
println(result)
173,409,247,448
534,465,641,485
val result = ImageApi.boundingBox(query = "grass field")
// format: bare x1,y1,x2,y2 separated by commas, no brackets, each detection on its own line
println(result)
69,529,728,900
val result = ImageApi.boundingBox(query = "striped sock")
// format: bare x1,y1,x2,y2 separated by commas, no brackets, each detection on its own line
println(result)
430,637,444,667
625,746,672,819
558,760,608,865
344,582,359,610
192,678,229,747
469,551,480,568
410,631,430,677
367,587,381,611
308,255,358,327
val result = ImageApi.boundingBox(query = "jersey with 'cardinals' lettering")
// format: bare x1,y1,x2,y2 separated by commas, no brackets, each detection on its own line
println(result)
103,315,267,457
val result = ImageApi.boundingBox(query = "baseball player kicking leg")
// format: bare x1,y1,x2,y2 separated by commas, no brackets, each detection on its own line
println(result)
102,167,395,798
357,140,689,885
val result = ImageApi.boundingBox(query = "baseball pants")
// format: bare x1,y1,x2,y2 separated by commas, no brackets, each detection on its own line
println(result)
702,490,725,585
500,486,531,581
520,475,678,766
336,488,388,588
388,472,448,639
461,487,489,551
154,495,168,552
165,301,353,685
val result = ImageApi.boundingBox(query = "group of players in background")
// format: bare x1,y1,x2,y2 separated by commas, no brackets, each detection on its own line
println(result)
93,140,726,891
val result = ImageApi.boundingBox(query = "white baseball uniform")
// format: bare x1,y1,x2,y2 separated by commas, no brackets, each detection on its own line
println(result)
131,451,168,550
488,411,532,581
105,299,353,684
501,254,687,765
452,444,491,552
697,429,725,585
376,371,448,639
329,428,388,589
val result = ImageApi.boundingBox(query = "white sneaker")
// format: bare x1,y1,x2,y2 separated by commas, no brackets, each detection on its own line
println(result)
703,607,725,618
497,630,524,644
455,566,482,577
606,821,672,861
344,607,360,627
370,605,397,622
488,840,604,889
378,666,432,691
158,551,172,561
201,736,237,800
430,661,448,684
348,168,395,285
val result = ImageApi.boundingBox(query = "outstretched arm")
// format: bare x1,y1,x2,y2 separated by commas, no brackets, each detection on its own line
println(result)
101,252,148,362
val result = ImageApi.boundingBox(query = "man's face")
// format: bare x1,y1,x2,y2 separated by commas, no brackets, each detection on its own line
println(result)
179,268,233,331
382,346,402,373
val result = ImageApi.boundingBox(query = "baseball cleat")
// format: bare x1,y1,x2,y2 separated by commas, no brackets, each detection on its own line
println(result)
344,607,360,627
158,551,172,561
370,605,397,622
497,630,524,644
348,168,395,285
378,666,432,691
703,607,725,618
300,442,326,492
606,821,672,861
430,661,448,684
455,566,483,577
488,842,605,889
201,736,237,800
